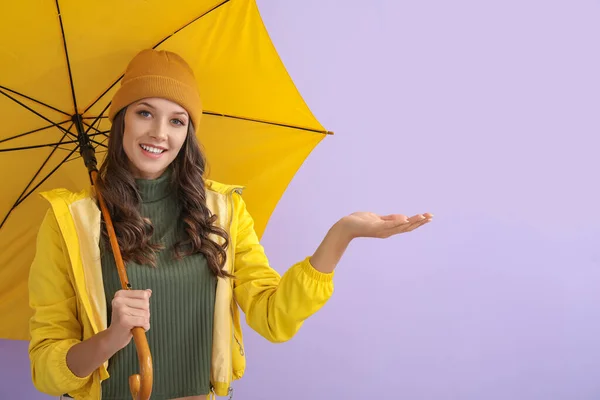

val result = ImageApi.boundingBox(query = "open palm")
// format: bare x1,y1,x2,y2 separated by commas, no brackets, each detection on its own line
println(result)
340,212,433,239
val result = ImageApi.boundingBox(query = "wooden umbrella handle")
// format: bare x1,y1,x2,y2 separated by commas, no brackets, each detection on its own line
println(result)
129,327,153,400
91,171,153,400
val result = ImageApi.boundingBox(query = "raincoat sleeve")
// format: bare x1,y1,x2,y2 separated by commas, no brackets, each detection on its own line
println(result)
28,208,92,395
232,192,334,343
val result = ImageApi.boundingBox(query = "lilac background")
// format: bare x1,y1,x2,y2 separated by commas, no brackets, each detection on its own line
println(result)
2,0,600,399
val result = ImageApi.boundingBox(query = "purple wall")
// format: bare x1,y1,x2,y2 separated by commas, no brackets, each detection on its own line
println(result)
2,1,600,399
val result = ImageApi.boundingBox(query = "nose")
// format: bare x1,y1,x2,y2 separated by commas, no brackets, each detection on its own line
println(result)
149,119,168,140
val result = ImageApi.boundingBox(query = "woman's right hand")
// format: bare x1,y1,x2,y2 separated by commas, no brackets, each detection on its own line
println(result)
107,289,152,351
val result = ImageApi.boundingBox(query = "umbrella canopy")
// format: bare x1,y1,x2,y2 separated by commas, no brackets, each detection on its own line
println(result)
0,0,331,340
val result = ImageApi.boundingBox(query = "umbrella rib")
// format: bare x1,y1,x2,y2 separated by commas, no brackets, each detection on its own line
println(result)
80,116,109,147
0,144,80,230
55,0,80,115
83,0,231,114
0,120,71,145
8,124,73,212
90,131,110,137
82,114,106,135
202,111,333,135
0,86,71,116
152,0,231,48
83,79,119,115
0,89,71,135
92,133,110,149
66,149,107,164
84,103,111,150
0,140,79,152
76,108,111,147
89,138,108,149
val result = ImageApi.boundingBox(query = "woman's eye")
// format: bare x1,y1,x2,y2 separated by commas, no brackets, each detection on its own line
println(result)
138,110,151,118
172,119,185,126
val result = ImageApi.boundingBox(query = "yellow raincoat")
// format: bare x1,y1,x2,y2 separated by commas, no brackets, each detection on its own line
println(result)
28,180,334,399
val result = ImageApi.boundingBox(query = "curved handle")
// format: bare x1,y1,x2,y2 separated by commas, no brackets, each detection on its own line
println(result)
91,171,153,400
129,327,153,400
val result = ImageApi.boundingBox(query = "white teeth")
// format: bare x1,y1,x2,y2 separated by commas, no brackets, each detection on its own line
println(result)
140,144,165,154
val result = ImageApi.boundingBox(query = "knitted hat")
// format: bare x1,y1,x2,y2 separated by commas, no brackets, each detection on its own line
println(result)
108,49,202,128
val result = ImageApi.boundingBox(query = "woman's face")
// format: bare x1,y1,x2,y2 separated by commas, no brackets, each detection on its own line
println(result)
122,97,190,180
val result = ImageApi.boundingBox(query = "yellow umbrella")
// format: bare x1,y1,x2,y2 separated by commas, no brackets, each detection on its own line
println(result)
0,0,331,343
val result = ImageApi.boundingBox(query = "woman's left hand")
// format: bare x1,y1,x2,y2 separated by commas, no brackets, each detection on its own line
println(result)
310,211,434,273
338,212,433,240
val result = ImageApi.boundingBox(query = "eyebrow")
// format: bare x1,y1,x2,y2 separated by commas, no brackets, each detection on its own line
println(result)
137,102,188,116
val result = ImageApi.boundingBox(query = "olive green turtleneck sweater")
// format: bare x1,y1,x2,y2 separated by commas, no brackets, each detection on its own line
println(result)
100,170,216,400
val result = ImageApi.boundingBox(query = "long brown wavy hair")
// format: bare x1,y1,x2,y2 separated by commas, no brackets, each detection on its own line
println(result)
95,108,232,278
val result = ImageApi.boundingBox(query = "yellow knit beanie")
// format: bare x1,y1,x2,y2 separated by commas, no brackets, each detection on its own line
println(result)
108,49,202,128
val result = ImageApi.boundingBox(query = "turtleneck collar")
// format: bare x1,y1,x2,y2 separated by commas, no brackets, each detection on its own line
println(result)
135,167,174,203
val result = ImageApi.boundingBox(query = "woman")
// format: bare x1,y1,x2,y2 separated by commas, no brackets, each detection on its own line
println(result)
27,49,432,400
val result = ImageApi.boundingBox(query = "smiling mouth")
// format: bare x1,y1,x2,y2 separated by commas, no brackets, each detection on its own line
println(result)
140,144,166,154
